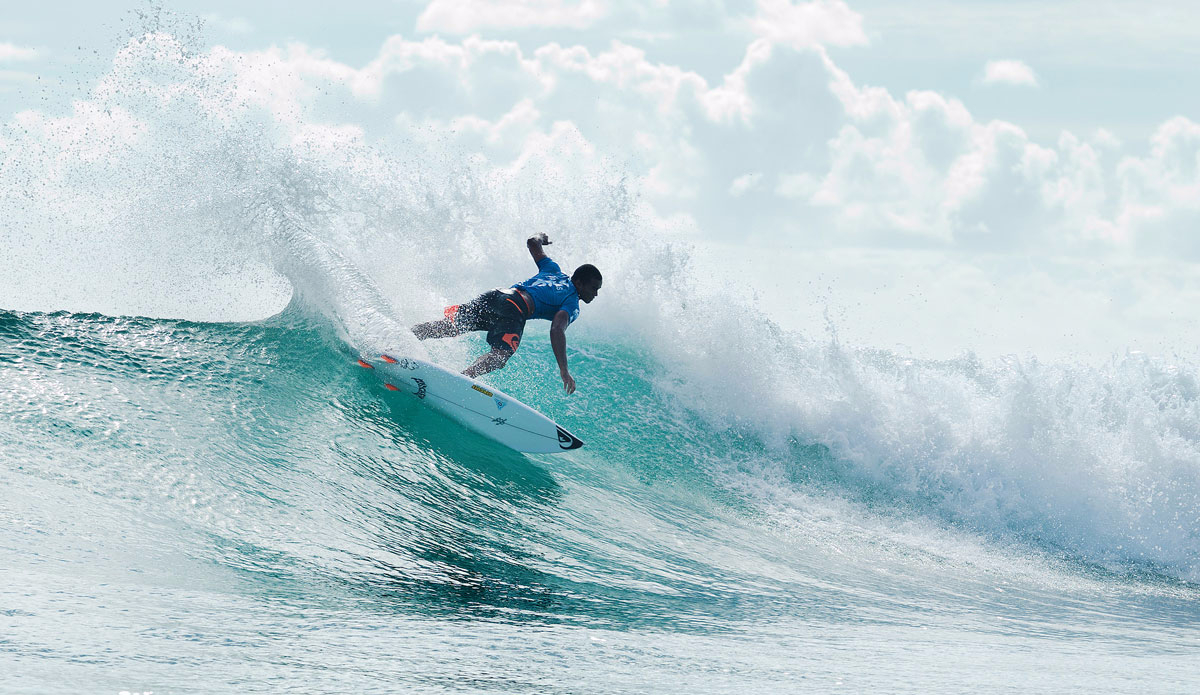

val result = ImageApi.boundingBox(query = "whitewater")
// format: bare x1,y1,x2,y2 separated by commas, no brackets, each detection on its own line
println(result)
2,27,1198,695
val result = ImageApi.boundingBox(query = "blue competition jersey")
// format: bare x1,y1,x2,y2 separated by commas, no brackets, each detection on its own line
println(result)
513,256,581,323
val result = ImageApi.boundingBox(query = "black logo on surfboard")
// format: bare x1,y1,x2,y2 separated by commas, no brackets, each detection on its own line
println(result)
556,426,583,450
412,378,427,399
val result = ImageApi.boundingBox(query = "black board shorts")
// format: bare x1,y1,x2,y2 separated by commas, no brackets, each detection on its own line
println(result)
444,289,528,354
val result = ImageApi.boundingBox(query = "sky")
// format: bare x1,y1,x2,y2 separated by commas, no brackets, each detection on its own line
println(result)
3,1,1200,360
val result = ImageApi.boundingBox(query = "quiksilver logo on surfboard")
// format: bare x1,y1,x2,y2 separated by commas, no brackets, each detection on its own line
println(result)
556,426,583,450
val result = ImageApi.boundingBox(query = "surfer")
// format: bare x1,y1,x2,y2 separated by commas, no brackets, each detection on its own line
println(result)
412,234,602,394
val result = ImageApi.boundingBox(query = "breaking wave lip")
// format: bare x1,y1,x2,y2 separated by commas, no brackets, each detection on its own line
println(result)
661,333,1200,584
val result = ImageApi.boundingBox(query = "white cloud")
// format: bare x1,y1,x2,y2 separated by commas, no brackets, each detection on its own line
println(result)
354,34,543,101
417,0,607,34
758,47,1200,260
534,40,708,114
0,42,38,62
748,0,867,50
701,38,773,124
795,60,1090,247
981,59,1039,87
434,97,544,160
1116,116,1200,256
730,172,763,197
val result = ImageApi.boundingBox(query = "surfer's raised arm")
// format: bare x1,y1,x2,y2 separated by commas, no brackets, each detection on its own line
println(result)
550,309,575,394
527,233,551,263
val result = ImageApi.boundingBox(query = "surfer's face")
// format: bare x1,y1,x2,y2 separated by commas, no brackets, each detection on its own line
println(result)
579,279,601,303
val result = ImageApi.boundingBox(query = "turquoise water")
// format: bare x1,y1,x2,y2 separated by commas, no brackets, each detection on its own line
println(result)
2,307,1198,693
2,24,1199,694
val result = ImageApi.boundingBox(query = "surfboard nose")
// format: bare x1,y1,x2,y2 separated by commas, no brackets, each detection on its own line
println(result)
556,426,584,450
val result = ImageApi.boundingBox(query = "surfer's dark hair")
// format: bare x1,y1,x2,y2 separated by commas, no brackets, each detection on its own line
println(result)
572,264,602,287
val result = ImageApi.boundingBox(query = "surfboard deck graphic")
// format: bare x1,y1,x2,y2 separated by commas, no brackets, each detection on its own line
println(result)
358,354,584,454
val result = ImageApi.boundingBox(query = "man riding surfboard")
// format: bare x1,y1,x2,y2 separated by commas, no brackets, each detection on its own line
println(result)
412,234,602,394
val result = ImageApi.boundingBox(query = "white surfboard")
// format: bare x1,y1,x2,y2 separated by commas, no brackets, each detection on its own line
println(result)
357,353,584,454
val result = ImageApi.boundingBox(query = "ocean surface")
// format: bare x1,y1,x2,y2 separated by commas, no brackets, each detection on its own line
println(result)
3,24,1200,695
3,305,1199,693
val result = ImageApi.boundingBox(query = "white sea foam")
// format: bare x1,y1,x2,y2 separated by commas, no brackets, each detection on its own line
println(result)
644,313,1200,579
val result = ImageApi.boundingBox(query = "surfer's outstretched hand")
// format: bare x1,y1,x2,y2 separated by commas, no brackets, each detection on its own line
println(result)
534,233,551,245
561,370,576,395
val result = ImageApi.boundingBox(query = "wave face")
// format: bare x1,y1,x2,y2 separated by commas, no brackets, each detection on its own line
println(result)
3,306,1199,692
2,25,1199,695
